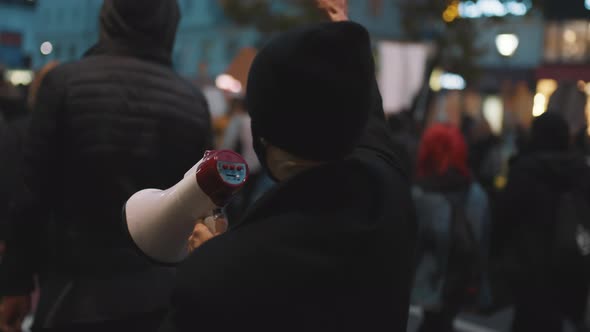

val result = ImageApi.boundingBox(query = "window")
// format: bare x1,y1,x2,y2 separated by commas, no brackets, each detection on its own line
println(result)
561,21,587,62
544,21,590,63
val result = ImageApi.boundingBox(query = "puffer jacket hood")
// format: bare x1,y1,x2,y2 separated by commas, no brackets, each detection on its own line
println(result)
87,0,180,66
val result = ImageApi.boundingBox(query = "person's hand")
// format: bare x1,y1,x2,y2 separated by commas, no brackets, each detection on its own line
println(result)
187,223,213,253
187,215,228,253
316,0,348,22
0,295,31,332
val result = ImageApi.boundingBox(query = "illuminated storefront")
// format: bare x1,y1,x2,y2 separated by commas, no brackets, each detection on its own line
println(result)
534,1,590,129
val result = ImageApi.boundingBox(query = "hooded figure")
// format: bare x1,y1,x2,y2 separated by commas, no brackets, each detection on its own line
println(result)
0,1,212,331
89,0,179,65
495,113,590,332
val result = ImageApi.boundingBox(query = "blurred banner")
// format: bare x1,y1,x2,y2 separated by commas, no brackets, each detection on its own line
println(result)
377,41,430,114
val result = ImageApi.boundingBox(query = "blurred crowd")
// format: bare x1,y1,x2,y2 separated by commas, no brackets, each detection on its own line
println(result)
389,80,590,332
0,0,588,332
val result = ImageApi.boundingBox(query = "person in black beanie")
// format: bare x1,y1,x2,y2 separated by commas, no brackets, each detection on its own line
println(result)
158,20,416,332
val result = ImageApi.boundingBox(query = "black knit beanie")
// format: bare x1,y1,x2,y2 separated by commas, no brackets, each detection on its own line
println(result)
246,21,374,161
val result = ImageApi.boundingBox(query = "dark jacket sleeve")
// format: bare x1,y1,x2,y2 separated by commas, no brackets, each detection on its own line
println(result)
0,69,65,296
0,121,12,235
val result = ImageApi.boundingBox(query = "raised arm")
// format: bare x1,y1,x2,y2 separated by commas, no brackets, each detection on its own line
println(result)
314,0,407,176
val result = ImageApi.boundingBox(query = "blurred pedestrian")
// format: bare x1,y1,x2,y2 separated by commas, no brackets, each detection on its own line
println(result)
0,61,58,331
464,117,502,193
0,65,26,122
157,20,416,332
547,81,588,154
412,124,491,332
0,0,212,331
1,61,56,240
495,112,590,332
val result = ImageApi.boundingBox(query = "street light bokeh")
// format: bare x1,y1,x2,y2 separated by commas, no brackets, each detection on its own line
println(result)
495,33,519,57
215,74,242,94
40,41,53,55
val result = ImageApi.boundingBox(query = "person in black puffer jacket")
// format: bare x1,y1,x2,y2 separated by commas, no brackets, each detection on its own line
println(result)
0,1,212,331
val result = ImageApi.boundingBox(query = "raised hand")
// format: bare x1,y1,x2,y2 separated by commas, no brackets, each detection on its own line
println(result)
316,0,348,22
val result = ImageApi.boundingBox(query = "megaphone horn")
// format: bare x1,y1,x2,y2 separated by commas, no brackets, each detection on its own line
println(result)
124,150,249,264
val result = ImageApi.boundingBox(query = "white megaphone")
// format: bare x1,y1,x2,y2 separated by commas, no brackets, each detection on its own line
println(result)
124,150,249,264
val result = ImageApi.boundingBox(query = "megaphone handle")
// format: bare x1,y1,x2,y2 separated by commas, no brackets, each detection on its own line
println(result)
203,209,225,234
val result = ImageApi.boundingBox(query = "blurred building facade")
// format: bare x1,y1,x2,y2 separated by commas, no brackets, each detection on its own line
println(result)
538,1,590,79
2,1,447,78
534,1,590,124
31,0,102,68
475,14,544,91
349,1,403,40
173,0,258,80
19,0,258,80
0,0,36,68
0,1,585,88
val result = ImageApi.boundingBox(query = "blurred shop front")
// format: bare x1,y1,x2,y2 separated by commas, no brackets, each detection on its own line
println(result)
534,2,590,130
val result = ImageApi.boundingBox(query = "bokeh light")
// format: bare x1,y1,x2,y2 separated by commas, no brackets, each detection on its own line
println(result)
40,41,53,55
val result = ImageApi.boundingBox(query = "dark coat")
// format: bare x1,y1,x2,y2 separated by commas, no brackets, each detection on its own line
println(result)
160,98,417,332
0,115,29,239
495,153,590,283
0,0,212,328
494,152,590,327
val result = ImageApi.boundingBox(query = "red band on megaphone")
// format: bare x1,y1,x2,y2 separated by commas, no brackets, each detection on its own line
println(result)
196,150,249,206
